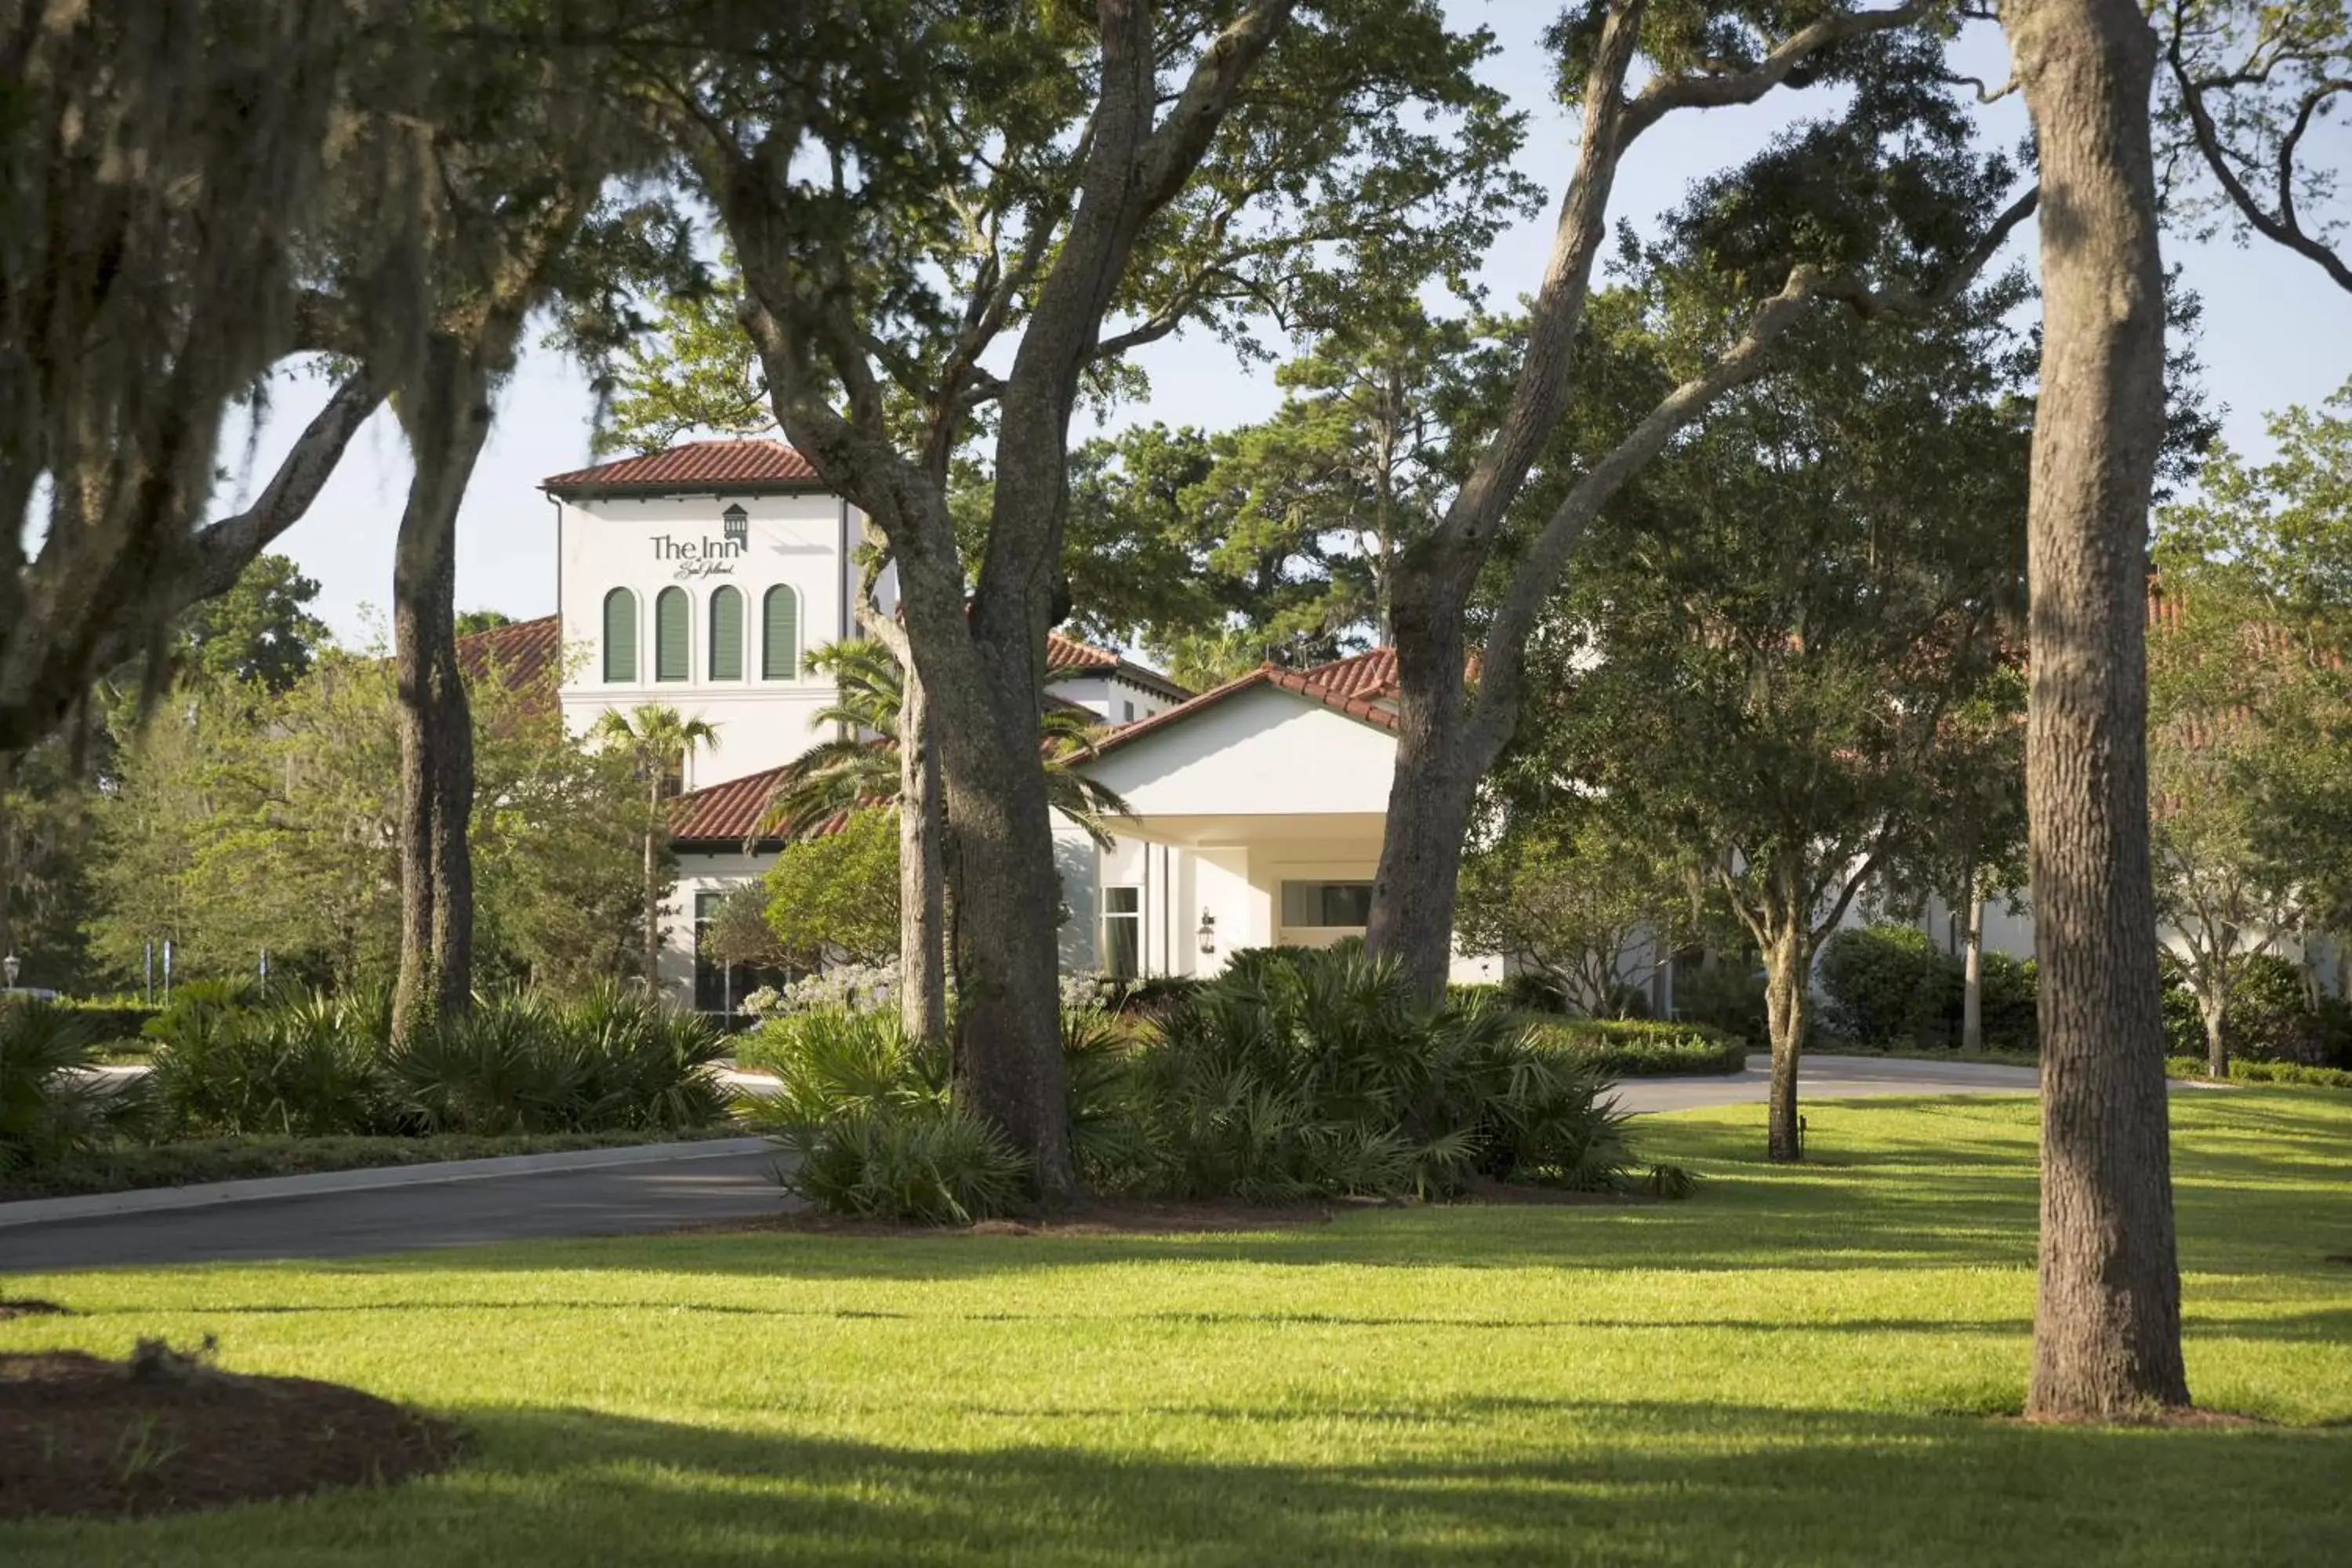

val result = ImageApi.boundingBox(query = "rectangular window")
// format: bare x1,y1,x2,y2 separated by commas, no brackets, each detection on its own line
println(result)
1280,880,1374,928
693,888,790,1022
1102,885,1142,979
693,891,728,1014
1122,700,1135,723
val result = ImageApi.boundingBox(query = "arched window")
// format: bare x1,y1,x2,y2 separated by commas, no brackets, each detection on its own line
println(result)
655,586,690,682
601,588,637,684
762,586,799,681
708,586,745,681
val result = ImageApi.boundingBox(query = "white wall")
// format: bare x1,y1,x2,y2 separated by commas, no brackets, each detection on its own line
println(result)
556,491,860,789
1086,684,1401,817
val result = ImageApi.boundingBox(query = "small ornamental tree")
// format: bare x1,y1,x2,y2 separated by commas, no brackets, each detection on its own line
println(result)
763,808,901,970
1455,813,1708,1018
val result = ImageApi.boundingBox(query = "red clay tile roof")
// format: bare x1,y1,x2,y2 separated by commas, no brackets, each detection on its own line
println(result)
1045,630,1193,703
456,615,563,710
1301,646,1400,702
542,439,823,495
1083,652,1404,759
668,764,793,847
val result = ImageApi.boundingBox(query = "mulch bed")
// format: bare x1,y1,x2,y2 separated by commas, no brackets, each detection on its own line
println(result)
0,1343,463,1521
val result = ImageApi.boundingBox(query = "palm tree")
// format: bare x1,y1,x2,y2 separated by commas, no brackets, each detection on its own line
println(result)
757,640,1130,847
590,704,720,982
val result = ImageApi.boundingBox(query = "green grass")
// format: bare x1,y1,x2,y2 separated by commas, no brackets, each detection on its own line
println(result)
0,1128,743,1203
5,1088,2350,1565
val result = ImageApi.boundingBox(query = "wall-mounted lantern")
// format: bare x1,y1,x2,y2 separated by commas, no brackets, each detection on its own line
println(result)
1196,909,1217,956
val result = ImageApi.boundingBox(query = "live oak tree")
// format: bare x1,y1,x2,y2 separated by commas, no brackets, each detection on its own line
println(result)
356,5,699,1044
2158,0,2352,294
1999,0,2191,1421
1065,302,1509,669
648,0,1530,1196
0,0,423,759
1359,2,2040,999
1525,287,2031,1160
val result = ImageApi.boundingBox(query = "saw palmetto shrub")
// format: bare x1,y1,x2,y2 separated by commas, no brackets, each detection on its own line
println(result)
145,982,728,1140
1094,946,1638,1202
1,998,144,1171
736,1005,1024,1223
146,985,400,1138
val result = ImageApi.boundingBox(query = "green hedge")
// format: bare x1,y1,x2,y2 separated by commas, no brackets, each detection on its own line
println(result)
1520,1017,1749,1076
2164,1056,2352,1090
1816,924,2038,1052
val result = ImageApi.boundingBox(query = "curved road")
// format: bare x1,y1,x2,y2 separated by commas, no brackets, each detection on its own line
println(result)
2,1057,2053,1274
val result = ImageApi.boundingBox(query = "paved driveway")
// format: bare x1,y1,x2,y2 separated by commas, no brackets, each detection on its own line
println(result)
2,1148,786,1275
4,1055,2060,1275
1609,1053,2041,1113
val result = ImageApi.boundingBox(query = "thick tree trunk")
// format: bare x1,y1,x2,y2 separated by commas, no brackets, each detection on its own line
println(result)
898,661,949,1043
1962,874,1985,1054
932,684,1074,1202
1362,13,1643,998
1763,927,1812,1162
2200,993,2227,1080
390,343,490,1044
1363,600,1490,998
2005,0,2190,1419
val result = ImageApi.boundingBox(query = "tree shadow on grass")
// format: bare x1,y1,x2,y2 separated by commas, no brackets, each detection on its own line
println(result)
9,1399,2346,1567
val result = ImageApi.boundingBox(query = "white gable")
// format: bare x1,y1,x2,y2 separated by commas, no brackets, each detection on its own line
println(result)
1083,682,1397,818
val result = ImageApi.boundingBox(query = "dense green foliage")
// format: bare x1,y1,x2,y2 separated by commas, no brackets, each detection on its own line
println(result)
2158,952,2352,1069
137,981,728,1142
760,808,903,970
738,949,1642,1220
89,639,648,996
1817,924,2040,1053
0,999,140,1172
1515,1017,1748,1077
1086,949,1635,1202
735,1005,1023,1225
2165,1054,2352,1089
8,1092,2352,1564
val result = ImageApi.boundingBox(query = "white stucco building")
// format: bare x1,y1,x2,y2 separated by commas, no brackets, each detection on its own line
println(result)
1056,650,1500,985
470,439,1198,1011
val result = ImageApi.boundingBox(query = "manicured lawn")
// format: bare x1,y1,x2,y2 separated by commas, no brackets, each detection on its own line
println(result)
5,1089,2350,1565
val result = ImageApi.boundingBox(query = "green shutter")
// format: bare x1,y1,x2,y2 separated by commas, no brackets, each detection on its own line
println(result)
762,586,798,680
709,586,744,681
655,587,689,682
601,590,637,683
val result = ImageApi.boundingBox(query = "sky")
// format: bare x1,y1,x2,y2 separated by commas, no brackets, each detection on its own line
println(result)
225,3,2352,646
